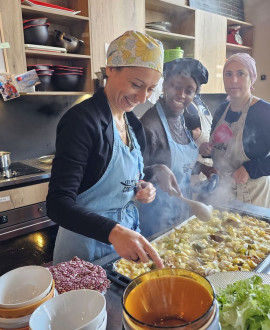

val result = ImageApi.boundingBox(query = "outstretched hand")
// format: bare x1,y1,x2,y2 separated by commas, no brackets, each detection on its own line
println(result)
108,224,164,268
151,164,181,197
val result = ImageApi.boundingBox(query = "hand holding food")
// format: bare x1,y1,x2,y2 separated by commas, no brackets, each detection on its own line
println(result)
108,224,164,268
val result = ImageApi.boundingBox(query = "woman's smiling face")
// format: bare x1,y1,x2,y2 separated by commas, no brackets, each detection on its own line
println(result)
163,74,197,115
223,61,252,100
105,66,161,112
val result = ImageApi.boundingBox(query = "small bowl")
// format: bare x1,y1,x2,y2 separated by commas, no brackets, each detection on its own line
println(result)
52,73,82,91
54,29,84,54
0,281,55,319
54,67,83,74
0,266,53,309
36,74,52,91
23,17,48,27
35,69,54,74
53,65,83,70
23,23,50,45
29,289,106,330
27,64,53,70
0,289,57,329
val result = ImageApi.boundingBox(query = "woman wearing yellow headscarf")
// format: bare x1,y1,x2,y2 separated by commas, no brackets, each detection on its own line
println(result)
47,31,178,267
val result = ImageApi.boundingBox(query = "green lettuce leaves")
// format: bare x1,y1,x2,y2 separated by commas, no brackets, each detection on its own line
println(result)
217,275,270,330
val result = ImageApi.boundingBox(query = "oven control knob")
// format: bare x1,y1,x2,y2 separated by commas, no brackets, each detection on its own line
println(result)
38,207,43,213
0,215,8,224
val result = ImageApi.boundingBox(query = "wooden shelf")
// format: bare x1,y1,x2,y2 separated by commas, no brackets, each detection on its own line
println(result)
25,49,91,60
20,91,92,96
21,5,90,24
227,18,253,27
145,0,194,13
226,43,252,51
145,28,195,42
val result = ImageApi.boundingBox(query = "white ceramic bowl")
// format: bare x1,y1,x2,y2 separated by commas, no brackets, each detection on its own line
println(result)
0,289,58,329
0,266,53,309
29,289,106,330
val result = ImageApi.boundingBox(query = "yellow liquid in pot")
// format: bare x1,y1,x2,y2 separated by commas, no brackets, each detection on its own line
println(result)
125,275,213,327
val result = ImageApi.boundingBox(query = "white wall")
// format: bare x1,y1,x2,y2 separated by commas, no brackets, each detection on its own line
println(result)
244,0,270,102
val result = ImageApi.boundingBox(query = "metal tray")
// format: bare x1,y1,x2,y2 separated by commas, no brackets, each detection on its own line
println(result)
105,206,270,287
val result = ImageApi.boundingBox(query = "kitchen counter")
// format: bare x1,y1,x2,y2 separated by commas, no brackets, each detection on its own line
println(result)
95,201,270,329
0,158,52,189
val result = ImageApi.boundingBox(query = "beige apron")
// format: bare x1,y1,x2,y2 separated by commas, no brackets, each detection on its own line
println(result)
211,97,270,208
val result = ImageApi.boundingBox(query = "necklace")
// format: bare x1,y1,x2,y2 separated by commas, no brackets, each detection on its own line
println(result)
114,118,128,143
167,116,189,144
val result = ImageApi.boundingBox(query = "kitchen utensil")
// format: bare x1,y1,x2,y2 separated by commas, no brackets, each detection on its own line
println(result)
54,68,83,74
0,151,11,171
164,47,184,63
22,0,81,15
35,73,52,91
0,281,55,318
27,64,53,70
23,23,50,45
29,289,106,330
210,123,233,147
54,30,84,54
145,21,172,32
38,154,54,165
0,266,53,309
23,17,48,27
0,289,58,329
122,268,217,329
178,192,212,222
52,72,83,91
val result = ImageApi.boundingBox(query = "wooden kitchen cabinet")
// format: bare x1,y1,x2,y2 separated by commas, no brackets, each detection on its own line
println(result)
0,0,93,95
145,0,254,94
194,10,227,94
89,0,145,78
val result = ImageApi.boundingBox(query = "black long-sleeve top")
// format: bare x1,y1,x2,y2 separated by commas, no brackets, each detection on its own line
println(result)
46,88,147,244
211,99,270,179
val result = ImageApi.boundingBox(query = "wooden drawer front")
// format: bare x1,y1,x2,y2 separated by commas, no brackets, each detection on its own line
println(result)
0,182,49,212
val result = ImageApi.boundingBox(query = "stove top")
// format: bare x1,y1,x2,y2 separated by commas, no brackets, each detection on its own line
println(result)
0,162,45,179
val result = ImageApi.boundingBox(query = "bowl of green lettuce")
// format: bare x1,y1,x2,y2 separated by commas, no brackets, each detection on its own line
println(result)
217,275,270,330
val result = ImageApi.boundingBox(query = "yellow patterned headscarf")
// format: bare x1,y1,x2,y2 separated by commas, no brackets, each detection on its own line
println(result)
106,31,164,74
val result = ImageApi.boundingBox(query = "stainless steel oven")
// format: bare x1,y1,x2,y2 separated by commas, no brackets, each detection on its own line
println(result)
0,162,54,241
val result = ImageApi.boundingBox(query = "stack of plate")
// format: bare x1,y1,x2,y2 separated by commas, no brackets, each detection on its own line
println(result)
145,21,172,32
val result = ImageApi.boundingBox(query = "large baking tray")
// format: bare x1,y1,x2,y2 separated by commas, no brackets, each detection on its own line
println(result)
104,206,270,287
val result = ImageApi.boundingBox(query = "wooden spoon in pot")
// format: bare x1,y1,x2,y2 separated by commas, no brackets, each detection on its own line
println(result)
178,192,212,222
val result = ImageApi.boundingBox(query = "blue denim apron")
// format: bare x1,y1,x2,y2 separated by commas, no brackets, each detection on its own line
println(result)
53,117,144,264
139,102,198,237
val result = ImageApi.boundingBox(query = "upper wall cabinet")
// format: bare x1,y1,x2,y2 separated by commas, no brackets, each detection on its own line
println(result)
89,0,145,78
194,10,227,94
145,0,253,94
0,0,93,95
